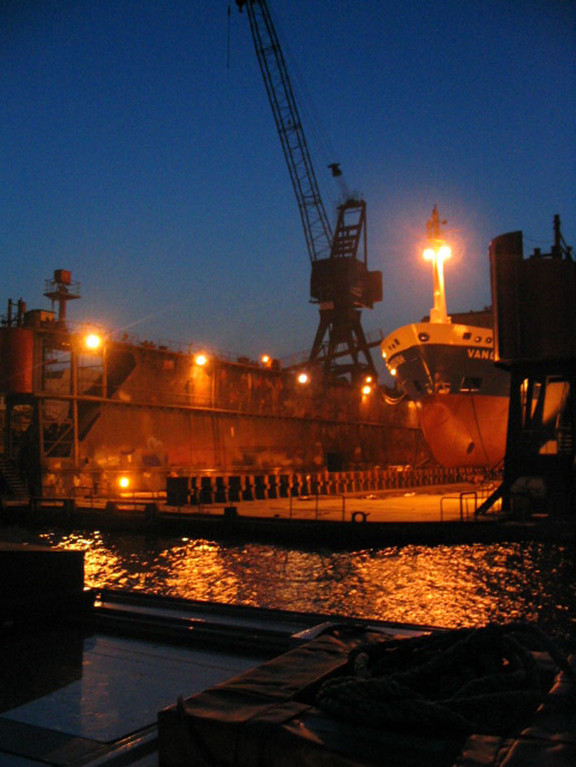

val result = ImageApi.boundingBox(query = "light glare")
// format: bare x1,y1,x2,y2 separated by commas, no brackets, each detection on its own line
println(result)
85,333,102,350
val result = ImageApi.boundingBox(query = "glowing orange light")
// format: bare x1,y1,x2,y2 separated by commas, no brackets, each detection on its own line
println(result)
390,368,397,377
194,353,208,366
362,384,372,396
118,476,130,489
424,240,452,324
261,354,270,365
423,247,435,261
84,333,102,350
297,372,309,385
424,244,451,262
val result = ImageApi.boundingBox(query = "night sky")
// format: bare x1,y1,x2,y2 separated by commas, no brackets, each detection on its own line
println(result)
2,0,574,371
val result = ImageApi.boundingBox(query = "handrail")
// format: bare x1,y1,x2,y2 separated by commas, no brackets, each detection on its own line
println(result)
440,490,478,521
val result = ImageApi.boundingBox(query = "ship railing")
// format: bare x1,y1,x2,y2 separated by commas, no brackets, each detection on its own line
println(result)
106,331,311,369
440,485,503,521
287,492,348,522
440,491,478,522
32,319,313,369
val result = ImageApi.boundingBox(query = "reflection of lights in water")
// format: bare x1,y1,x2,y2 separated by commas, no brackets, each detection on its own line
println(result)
39,530,130,587
16,530,576,638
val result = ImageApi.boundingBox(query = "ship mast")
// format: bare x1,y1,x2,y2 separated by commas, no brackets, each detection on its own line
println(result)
424,205,451,324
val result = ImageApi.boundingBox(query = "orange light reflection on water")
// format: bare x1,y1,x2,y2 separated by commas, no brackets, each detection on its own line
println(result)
31,531,575,634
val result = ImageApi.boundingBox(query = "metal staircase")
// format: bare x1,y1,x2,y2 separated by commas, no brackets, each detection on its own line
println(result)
0,454,29,499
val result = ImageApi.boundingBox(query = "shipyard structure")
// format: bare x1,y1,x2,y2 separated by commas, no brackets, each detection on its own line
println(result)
0,271,426,500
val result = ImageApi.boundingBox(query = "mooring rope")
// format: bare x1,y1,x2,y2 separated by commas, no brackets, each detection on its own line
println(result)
316,623,574,735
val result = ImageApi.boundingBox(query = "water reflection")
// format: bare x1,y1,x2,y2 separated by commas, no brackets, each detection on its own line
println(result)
0,528,564,637
4,527,574,640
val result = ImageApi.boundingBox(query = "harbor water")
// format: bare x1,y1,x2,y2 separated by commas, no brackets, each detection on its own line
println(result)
2,525,575,645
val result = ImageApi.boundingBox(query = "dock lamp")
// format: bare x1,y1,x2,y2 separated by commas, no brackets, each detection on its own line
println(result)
362,375,374,396
423,242,451,323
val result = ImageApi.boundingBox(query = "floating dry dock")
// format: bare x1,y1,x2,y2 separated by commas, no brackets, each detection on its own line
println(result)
0,270,424,503
2,482,574,546
1,545,575,766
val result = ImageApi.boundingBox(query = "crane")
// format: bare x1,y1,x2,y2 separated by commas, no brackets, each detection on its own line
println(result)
236,0,382,382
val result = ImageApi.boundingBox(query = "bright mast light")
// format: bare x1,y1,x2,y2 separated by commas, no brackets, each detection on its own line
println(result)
424,205,451,324
84,332,102,350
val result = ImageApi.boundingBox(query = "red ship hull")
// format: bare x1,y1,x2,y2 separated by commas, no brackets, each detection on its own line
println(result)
418,392,509,468
381,316,510,469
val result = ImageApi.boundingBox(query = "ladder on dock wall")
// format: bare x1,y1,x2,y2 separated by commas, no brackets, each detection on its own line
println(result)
0,455,29,499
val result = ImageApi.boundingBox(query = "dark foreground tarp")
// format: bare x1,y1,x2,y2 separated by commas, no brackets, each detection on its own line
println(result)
158,625,575,767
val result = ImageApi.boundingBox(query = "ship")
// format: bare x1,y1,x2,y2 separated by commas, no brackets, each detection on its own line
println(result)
0,269,424,501
381,207,510,469
381,209,573,471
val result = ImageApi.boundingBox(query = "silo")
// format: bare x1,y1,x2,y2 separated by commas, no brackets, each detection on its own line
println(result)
0,327,35,394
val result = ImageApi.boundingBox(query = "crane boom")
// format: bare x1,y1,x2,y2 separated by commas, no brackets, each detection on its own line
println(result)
237,0,332,263
237,0,382,381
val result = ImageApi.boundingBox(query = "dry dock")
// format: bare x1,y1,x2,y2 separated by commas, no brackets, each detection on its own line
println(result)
2,483,573,547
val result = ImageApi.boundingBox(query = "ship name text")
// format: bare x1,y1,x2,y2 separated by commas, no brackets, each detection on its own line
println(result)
467,348,494,360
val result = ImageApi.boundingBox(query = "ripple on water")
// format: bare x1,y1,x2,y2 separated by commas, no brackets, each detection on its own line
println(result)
4,527,575,641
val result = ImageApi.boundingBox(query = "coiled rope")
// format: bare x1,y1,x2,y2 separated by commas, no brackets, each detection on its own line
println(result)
316,623,574,735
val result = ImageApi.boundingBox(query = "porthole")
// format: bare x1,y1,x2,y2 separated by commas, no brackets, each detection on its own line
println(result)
418,332,430,342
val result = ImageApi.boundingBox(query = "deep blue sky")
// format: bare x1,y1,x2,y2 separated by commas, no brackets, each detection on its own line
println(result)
2,0,574,366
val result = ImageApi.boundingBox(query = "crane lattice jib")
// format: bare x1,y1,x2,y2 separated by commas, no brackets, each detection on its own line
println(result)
240,0,332,263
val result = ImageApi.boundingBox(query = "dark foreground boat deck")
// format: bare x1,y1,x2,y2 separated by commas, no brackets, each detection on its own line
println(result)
1,483,574,546
1,545,575,766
